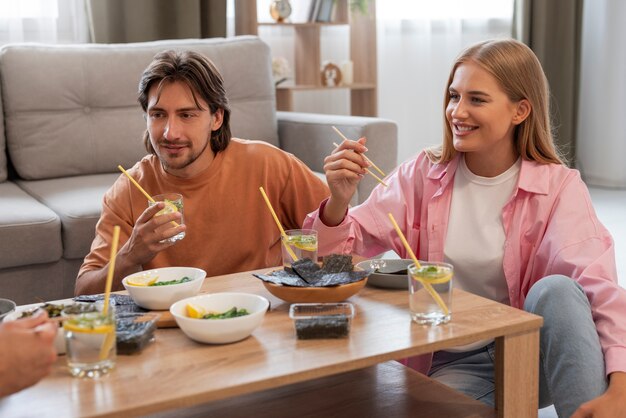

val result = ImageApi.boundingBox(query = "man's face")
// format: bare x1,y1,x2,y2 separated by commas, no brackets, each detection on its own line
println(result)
146,80,223,178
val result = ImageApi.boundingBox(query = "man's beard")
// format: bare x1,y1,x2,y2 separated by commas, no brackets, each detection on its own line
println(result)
155,137,211,172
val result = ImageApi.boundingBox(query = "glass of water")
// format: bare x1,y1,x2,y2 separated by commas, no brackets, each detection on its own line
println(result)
149,193,185,243
62,302,116,378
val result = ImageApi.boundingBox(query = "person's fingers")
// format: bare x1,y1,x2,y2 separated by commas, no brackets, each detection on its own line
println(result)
136,202,165,224
34,322,58,343
11,310,49,329
325,154,367,175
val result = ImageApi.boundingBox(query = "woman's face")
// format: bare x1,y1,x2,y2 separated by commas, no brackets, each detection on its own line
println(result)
445,61,527,160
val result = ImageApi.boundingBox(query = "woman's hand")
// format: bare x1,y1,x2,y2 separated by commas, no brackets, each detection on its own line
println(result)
321,137,369,226
571,372,626,418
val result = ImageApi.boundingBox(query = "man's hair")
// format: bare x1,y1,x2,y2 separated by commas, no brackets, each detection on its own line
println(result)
138,50,232,154
426,38,564,165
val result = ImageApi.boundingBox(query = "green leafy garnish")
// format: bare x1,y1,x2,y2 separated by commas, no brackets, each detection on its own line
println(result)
149,276,192,286
201,307,249,320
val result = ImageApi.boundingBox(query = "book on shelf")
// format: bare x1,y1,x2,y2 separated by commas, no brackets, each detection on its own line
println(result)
315,0,335,22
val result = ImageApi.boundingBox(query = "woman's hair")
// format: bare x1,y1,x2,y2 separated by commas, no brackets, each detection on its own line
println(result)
425,39,564,165
138,50,232,154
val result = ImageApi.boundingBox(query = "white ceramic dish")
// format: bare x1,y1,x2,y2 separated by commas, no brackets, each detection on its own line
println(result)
355,259,413,290
0,298,16,321
170,293,269,344
122,267,205,310
4,309,66,354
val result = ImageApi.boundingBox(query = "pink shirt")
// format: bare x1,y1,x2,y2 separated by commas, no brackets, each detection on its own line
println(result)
304,152,626,375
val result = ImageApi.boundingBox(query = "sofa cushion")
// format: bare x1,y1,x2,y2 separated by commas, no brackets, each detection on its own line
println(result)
0,36,278,181
0,182,62,268
0,77,5,182
16,173,119,260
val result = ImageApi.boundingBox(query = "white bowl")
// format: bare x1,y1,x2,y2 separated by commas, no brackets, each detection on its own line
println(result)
4,309,66,354
122,267,206,310
170,293,270,344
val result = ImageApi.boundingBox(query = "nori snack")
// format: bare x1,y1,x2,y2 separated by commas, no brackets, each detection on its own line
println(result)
116,313,157,355
322,254,354,273
295,315,350,339
73,294,147,314
291,258,323,283
253,271,310,287
253,253,368,288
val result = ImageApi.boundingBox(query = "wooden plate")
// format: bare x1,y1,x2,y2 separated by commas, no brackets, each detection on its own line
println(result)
262,277,368,303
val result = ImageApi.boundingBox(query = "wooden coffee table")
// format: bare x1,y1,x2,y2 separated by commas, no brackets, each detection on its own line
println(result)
1,268,542,417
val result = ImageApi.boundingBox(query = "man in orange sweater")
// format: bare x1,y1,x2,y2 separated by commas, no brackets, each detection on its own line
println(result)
75,50,329,295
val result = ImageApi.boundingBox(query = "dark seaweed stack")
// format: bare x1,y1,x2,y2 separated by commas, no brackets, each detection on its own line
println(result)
322,254,354,273
116,313,158,354
253,253,368,288
294,315,350,339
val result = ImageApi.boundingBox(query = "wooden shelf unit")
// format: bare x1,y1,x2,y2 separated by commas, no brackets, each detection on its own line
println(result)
236,0,377,117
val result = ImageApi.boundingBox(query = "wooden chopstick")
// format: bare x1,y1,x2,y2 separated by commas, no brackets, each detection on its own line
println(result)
331,126,386,177
332,142,388,188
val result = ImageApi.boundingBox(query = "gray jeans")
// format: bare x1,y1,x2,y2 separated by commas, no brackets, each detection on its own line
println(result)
428,275,608,418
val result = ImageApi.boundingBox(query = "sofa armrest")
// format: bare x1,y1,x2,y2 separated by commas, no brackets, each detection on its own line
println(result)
277,111,397,204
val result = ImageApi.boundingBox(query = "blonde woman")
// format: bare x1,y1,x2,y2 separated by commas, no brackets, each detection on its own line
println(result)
304,39,625,417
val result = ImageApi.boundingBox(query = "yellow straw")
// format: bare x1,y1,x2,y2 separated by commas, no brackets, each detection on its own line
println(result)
259,186,298,262
103,225,120,315
387,213,450,315
118,165,155,203
118,165,179,227
99,225,119,361
331,126,387,177
331,142,388,188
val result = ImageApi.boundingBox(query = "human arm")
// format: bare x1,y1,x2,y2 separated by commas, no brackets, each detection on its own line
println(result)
0,312,57,397
571,372,626,418
75,201,185,295
304,153,431,258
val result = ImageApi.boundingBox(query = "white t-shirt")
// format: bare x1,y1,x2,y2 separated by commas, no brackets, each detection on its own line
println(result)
444,155,521,352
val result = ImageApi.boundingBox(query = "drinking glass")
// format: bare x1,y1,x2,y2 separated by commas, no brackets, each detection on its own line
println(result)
282,229,318,267
407,262,453,325
149,193,185,243
62,302,116,378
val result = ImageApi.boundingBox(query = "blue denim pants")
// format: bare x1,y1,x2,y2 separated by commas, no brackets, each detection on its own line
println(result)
428,275,608,418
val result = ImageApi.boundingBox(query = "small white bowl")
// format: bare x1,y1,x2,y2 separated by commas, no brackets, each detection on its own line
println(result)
170,293,270,344
122,267,206,310
3,309,66,354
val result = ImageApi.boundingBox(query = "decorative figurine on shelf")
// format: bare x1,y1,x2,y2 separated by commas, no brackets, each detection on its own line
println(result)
270,0,292,23
272,56,291,86
321,61,342,87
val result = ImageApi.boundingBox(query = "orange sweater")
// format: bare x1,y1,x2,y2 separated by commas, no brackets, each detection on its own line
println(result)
79,139,329,287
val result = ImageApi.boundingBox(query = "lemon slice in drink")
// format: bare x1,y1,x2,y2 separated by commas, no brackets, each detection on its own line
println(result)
127,275,158,286
186,303,206,319
63,322,115,334
288,235,317,252
156,200,179,216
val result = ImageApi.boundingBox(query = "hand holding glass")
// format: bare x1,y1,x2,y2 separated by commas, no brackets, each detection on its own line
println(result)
148,193,185,243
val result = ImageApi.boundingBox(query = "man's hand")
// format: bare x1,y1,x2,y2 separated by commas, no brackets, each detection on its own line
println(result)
0,312,57,397
322,137,368,226
571,372,626,418
120,202,186,266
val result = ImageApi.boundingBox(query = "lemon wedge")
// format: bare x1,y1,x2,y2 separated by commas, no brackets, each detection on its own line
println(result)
127,275,158,286
156,200,179,216
186,303,206,319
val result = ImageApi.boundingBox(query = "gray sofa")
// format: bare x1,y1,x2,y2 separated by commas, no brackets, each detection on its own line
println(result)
0,36,397,304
